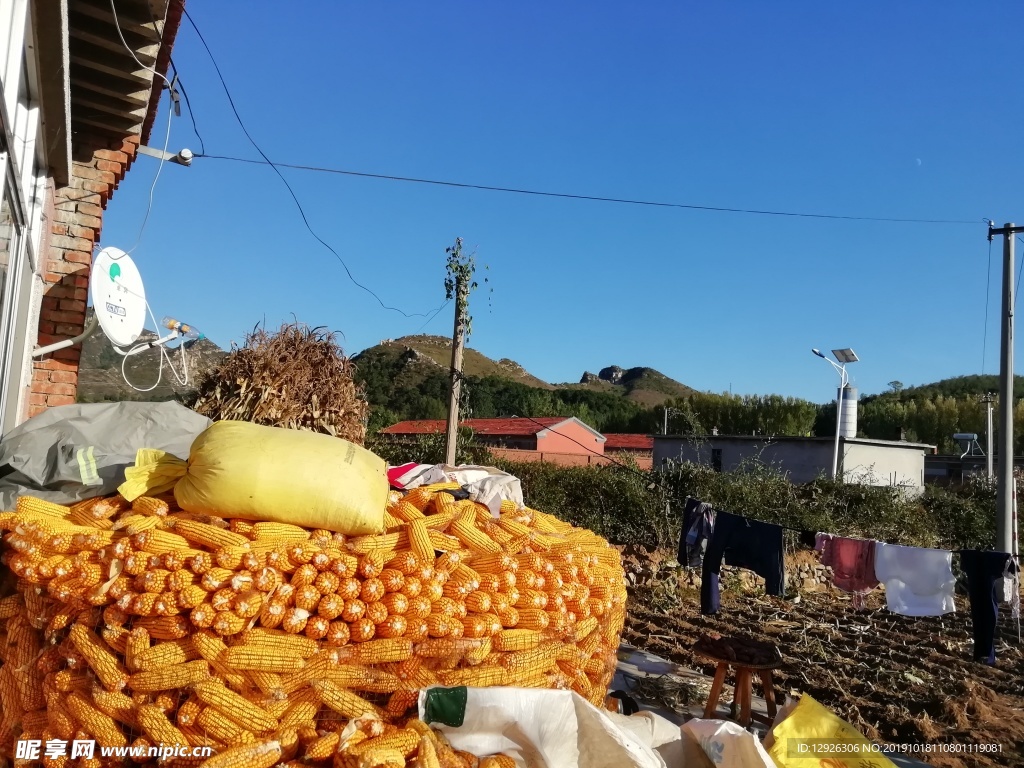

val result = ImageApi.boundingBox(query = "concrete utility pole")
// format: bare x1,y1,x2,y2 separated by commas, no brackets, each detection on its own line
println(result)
988,223,1023,555
444,275,468,467
663,407,668,436
981,392,995,479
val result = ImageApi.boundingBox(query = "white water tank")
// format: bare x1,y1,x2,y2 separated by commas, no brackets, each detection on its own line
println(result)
838,386,858,438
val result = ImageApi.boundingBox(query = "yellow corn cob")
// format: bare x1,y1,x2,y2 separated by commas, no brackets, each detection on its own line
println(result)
137,703,191,750
348,728,419,758
239,628,320,657
479,755,517,768
192,679,279,733
350,638,414,664
121,626,149,673
114,514,160,534
176,697,202,728
420,511,457,531
132,496,170,516
21,709,49,734
229,519,256,535
500,642,562,674
413,637,484,659
252,522,310,541
190,631,250,692
408,519,434,564
212,610,247,637
134,637,198,670
221,646,307,673
305,731,340,761
416,735,442,768
16,497,71,518
194,706,256,744
492,629,544,652
134,528,191,554
573,616,598,642
246,670,285,698
197,740,282,768
128,659,209,692
449,519,501,555
91,689,139,729
281,607,310,634
426,530,463,552
68,624,129,691
50,670,91,692
348,531,406,554
171,518,251,550
278,699,319,730
439,665,511,688
66,691,128,748
311,680,383,719
136,615,191,639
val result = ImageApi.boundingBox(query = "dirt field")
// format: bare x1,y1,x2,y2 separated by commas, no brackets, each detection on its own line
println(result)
621,553,1024,768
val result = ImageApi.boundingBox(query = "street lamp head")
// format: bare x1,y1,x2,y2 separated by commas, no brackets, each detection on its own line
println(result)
812,348,825,358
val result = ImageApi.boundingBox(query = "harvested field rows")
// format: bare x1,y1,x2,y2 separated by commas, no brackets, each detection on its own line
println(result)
624,586,1024,768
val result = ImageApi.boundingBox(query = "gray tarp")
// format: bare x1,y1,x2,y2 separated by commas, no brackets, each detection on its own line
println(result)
0,401,210,509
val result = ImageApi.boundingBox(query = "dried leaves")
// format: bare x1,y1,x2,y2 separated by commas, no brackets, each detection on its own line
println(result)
191,321,368,445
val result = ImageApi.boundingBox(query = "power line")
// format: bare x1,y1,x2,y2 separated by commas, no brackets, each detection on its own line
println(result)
168,58,205,157
196,153,981,226
110,0,173,256
416,299,451,333
181,8,439,319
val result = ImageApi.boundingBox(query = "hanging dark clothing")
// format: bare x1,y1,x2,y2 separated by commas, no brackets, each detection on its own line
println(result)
700,511,785,615
960,550,1015,665
677,497,715,568
799,530,818,549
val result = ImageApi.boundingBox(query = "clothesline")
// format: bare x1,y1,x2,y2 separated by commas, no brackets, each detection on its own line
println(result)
680,494,1021,665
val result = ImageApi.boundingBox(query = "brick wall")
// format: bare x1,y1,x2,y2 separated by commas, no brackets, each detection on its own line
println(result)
28,135,139,417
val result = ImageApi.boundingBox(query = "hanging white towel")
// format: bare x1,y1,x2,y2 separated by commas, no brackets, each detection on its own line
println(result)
874,542,956,617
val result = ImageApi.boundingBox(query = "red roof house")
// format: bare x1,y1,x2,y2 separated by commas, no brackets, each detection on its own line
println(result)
603,434,655,454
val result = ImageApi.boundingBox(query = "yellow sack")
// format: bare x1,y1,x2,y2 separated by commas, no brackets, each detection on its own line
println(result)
765,694,896,768
119,421,387,535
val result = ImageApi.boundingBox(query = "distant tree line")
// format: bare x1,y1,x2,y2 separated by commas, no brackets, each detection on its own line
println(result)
357,367,1024,455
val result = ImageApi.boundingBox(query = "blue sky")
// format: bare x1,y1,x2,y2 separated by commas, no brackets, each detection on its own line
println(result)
99,1,1024,403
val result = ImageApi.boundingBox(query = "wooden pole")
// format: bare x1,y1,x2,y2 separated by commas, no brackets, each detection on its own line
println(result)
444,275,468,466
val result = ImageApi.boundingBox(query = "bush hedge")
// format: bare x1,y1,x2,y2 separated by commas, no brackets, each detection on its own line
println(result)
367,435,1002,552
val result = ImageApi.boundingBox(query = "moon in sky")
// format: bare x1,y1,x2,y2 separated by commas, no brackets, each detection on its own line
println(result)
915,158,922,166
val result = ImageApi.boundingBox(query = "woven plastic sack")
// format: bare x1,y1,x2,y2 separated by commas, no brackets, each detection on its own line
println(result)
120,420,388,535
764,694,897,768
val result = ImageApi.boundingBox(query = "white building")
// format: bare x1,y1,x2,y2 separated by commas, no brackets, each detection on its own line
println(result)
653,434,936,494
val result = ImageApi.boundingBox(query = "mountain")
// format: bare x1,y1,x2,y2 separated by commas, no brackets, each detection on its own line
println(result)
355,335,553,390
570,365,695,406
352,337,693,406
77,309,227,403
862,374,1024,403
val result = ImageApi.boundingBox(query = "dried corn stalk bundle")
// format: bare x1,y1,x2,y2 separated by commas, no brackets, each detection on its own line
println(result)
190,321,368,445
0,486,627,767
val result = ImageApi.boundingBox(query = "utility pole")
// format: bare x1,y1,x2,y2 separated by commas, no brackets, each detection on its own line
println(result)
988,223,1023,555
444,274,468,467
981,392,995,479
663,407,668,436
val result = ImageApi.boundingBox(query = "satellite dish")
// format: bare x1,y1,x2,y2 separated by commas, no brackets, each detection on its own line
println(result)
90,246,146,347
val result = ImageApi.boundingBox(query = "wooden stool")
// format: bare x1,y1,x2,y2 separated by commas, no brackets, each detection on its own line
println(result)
694,635,780,727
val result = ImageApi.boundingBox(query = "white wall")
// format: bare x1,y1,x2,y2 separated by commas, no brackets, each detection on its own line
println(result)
655,437,928,494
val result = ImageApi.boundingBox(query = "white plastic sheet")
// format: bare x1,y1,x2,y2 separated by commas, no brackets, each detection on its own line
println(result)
417,687,670,768
391,463,525,516
681,719,776,768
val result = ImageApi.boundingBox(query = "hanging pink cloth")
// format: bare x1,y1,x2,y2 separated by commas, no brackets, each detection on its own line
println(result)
816,534,879,608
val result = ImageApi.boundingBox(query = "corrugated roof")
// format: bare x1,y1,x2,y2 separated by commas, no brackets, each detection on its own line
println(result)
604,434,654,450
381,417,570,437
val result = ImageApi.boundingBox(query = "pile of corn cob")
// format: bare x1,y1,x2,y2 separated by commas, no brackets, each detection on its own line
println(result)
0,483,627,767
